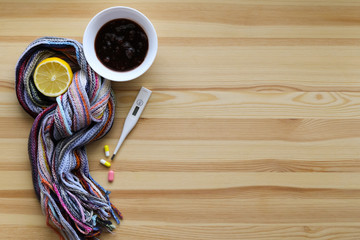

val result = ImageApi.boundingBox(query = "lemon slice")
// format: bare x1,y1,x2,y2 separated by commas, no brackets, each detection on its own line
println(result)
33,57,73,97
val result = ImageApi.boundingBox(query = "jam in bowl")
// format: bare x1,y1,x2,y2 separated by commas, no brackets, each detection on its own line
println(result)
83,7,158,81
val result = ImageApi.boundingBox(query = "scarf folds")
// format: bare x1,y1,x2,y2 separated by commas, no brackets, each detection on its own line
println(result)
15,37,122,240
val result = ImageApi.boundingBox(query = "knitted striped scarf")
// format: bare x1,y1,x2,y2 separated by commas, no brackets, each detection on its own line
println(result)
15,37,122,240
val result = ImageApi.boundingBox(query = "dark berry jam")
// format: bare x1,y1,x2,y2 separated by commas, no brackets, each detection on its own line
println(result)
95,19,149,72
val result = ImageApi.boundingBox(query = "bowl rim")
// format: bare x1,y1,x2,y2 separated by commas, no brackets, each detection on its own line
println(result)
83,6,158,82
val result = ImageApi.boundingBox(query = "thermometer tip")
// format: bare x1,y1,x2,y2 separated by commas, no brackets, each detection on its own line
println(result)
111,154,115,160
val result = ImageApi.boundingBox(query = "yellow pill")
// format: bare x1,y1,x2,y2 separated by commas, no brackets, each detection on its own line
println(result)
104,145,110,157
100,159,111,168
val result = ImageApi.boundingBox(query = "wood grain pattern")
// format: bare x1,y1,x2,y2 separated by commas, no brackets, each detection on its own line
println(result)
1,0,360,239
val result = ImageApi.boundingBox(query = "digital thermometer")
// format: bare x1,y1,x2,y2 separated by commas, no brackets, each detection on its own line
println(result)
111,87,152,160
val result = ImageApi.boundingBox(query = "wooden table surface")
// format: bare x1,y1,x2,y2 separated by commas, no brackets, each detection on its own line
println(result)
2,0,360,239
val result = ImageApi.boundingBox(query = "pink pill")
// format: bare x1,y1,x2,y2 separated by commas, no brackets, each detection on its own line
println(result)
108,170,114,182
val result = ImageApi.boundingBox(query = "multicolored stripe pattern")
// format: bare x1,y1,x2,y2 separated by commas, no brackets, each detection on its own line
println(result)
15,37,122,240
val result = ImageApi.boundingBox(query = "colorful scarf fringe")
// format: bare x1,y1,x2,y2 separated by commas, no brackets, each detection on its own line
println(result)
15,37,122,240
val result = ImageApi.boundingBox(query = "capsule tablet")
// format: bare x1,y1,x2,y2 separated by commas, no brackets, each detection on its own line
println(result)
108,170,114,182
104,145,110,157
100,159,111,168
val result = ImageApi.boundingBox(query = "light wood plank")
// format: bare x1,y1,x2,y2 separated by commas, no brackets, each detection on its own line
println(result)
3,90,360,118
2,223,360,240
2,171,360,191
2,118,360,141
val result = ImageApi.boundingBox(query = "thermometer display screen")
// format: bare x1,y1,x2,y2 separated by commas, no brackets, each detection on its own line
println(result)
132,106,140,116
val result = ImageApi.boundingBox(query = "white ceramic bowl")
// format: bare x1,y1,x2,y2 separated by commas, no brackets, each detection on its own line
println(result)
83,7,158,81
